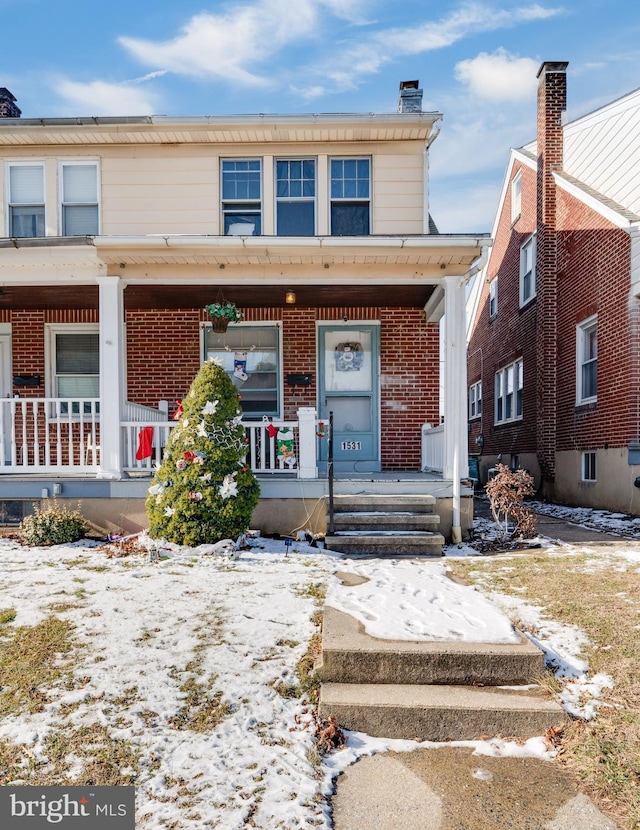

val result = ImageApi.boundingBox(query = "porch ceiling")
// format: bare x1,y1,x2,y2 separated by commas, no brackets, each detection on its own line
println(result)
0,282,435,310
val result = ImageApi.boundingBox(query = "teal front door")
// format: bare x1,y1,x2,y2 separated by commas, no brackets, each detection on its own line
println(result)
318,325,380,473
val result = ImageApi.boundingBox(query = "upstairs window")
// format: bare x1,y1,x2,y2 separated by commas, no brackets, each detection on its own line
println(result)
222,159,262,235
330,158,370,235
469,381,482,419
511,170,522,222
577,315,597,404
8,163,45,237
276,159,315,235
495,358,523,424
61,162,99,235
489,277,498,319
520,235,536,306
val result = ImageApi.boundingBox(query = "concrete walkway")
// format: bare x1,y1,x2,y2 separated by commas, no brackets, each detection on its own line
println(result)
329,504,630,829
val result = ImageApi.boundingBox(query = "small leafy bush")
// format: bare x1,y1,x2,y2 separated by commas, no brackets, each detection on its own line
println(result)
19,501,88,546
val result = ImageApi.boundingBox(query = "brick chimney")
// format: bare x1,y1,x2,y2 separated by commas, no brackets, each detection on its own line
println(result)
535,61,568,489
398,80,423,113
0,88,21,118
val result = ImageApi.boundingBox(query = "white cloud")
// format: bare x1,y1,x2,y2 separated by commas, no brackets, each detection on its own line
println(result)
454,49,539,102
54,79,161,116
119,0,323,86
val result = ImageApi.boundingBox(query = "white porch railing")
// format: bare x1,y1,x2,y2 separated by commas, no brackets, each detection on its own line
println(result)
0,398,324,479
0,397,100,471
421,423,444,473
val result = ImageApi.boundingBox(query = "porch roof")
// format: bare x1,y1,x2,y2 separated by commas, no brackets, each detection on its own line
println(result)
0,233,489,310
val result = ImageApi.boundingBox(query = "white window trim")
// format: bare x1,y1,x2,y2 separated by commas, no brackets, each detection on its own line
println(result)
57,159,101,236
489,277,498,319
45,323,100,419
576,314,598,405
274,157,317,236
582,450,597,482
519,234,536,307
201,320,283,419
221,158,263,236
5,160,46,237
494,358,523,425
469,380,482,420
329,156,372,235
511,169,522,223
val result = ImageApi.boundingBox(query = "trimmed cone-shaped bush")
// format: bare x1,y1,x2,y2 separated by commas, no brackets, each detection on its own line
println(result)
146,359,260,546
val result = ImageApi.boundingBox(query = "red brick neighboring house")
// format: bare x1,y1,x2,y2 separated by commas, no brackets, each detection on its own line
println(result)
467,62,640,514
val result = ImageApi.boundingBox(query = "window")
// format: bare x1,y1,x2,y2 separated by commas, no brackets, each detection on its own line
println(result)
495,358,523,424
489,277,498,318
204,325,280,418
48,325,100,415
8,163,45,237
60,162,99,235
222,159,262,235
511,170,522,222
582,451,596,481
520,235,536,306
276,159,315,235
330,157,370,235
469,381,482,419
577,315,597,404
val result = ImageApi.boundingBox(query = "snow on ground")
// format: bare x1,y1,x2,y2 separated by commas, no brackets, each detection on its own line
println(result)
0,500,636,827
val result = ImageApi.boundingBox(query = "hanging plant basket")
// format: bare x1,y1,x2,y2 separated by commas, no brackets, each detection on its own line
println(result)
205,299,243,334
211,316,231,333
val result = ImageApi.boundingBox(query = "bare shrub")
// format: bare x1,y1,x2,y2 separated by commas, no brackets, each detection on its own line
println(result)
485,463,536,540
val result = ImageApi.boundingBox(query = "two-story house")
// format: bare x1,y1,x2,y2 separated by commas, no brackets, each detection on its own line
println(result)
0,82,487,539
467,63,640,514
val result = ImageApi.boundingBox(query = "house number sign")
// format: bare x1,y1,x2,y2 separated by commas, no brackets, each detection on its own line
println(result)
341,441,362,451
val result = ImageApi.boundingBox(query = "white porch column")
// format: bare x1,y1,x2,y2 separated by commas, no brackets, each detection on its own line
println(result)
297,406,319,479
97,276,125,479
442,275,468,542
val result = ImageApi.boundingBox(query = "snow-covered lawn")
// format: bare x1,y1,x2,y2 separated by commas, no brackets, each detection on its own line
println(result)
0,503,636,828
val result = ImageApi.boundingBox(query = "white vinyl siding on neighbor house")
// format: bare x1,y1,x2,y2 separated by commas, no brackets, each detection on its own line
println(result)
7,162,45,237
520,235,536,306
330,157,371,235
469,381,482,419
511,170,522,222
489,278,498,318
275,159,315,235
576,315,597,404
60,161,99,236
221,159,262,236
495,358,523,424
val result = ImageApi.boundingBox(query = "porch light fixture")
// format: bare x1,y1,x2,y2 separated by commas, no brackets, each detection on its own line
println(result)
285,290,296,305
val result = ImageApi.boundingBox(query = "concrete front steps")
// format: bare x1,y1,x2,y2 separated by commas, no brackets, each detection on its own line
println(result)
324,494,445,557
316,607,567,741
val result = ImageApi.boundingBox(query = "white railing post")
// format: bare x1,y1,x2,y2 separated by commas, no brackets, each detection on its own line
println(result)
297,407,318,479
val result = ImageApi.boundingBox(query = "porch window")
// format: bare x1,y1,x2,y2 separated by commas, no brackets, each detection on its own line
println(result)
204,324,280,418
576,315,597,404
60,162,99,235
494,358,523,425
330,158,370,235
48,325,99,415
8,163,45,237
222,159,262,235
275,159,315,235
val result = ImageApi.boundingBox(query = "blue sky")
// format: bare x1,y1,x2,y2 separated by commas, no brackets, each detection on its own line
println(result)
2,0,639,232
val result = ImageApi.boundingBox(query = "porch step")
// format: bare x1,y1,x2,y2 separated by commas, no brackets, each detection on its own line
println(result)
316,607,545,686
318,682,566,742
325,493,443,557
